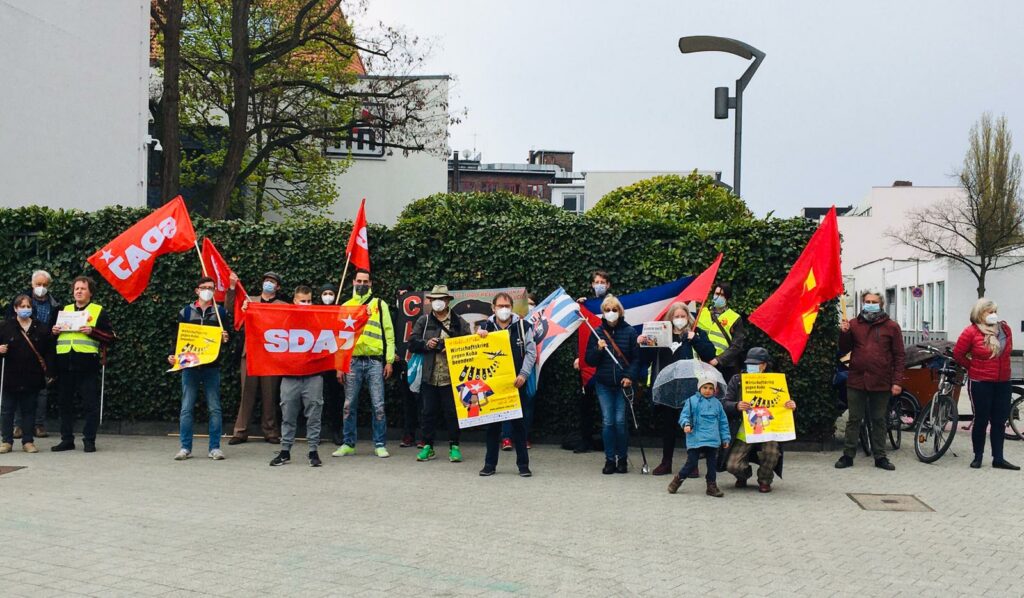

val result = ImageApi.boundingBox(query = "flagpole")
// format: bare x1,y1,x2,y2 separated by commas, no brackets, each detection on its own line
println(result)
337,252,352,297
840,293,850,323
578,313,624,370
194,241,225,330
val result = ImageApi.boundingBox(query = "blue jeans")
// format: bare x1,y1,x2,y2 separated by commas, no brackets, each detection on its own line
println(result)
501,389,535,440
343,357,387,447
180,367,222,452
595,383,628,461
678,447,718,482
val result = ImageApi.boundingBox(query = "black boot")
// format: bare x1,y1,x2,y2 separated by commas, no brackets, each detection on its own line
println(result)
51,439,76,452
602,459,616,475
616,457,628,474
83,440,96,453
993,459,1020,471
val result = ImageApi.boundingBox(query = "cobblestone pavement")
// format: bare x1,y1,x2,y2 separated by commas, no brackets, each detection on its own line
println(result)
1,429,1021,597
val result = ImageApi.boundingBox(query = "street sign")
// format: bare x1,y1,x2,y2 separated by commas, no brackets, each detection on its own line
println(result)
912,286,923,299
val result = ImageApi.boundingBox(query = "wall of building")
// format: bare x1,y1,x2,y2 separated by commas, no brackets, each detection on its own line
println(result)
0,0,150,210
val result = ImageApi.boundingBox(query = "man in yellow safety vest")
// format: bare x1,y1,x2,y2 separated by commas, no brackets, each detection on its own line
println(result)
51,276,115,453
696,283,746,380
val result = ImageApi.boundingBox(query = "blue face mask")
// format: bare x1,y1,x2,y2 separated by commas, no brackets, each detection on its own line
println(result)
593,283,607,297
262,281,277,294
862,303,881,314
713,296,726,309
16,308,32,319
745,363,761,374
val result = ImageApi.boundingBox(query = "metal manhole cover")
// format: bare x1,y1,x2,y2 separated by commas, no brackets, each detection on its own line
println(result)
0,466,26,476
847,493,933,512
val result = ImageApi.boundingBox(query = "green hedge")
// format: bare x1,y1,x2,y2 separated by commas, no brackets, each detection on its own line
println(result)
0,192,839,441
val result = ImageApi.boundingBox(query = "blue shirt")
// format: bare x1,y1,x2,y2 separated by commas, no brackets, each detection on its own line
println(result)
32,296,52,326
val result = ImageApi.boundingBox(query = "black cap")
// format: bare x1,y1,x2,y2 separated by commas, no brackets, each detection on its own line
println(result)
262,271,282,285
744,347,771,364
319,283,338,294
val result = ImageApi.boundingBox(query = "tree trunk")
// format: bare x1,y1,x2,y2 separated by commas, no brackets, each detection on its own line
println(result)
159,0,183,204
976,268,987,299
209,0,252,220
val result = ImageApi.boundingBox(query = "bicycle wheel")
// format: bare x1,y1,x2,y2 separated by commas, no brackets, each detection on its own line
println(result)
887,402,902,450
1006,389,1024,441
914,394,959,463
859,420,872,457
896,392,919,431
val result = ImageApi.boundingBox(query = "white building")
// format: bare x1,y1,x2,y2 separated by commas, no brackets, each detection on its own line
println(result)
0,0,150,210
831,183,1024,344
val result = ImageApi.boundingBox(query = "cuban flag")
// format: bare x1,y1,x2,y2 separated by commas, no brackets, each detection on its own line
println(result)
577,275,695,386
524,287,585,398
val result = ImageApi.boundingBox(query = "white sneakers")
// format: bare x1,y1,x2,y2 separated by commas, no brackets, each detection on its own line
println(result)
208,448,226,460
174,449,192,460
375,446,390,458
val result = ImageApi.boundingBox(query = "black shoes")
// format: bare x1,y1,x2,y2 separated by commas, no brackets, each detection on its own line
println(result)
479,465,496,476
602,459,616,475
270,450,291,466
309,451,322,467
970,457,982,469
51,440,75,452
518,467,532,478
616,458,628,474
992,459,1020,471
834,455,853,469
83,441,96,453
874,457,895,471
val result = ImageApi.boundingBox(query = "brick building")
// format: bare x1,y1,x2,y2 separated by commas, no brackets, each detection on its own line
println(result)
448,149,582,201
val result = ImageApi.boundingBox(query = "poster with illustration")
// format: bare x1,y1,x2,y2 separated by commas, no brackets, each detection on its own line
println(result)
167,323,222,372
740,373,796,442
444,330,522,429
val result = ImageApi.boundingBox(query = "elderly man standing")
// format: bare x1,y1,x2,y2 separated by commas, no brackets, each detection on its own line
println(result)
835,291,905,471
7,270,60,440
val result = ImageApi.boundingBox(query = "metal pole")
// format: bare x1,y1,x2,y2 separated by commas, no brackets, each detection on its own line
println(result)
733,84,743,197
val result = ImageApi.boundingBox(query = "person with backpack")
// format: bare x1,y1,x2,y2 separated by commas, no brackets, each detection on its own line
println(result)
333,269,396,459
167,277,230,461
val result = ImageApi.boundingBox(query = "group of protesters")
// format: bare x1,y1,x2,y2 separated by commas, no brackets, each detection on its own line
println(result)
1,267,1018,492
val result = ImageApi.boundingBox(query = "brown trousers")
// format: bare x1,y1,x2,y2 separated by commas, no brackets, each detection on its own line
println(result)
234,355,281,439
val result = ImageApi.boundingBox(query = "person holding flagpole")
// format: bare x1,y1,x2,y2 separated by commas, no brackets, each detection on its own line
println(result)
167,276,230,461
570,270,613,454
51,276,115,453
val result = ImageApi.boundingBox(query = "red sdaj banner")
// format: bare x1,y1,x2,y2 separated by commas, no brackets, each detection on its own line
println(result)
244,303,369,376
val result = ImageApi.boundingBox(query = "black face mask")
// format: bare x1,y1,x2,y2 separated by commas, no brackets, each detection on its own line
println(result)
354,284,370,296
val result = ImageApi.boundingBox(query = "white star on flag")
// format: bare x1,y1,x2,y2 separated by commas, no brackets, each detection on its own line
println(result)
341,314,357,329
100,249,114,263
467,381,484,393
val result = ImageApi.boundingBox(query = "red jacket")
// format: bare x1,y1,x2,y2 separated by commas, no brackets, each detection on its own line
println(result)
953,322,1013,382
838,313,906,392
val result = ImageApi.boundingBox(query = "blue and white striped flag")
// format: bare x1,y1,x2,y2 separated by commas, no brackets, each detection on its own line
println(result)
524,287,584,397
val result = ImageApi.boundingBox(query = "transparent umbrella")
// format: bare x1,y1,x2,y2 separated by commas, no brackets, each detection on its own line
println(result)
651,359,726,409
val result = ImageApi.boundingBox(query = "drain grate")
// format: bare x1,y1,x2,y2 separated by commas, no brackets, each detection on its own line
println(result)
0,466,26,476
847,493,933,512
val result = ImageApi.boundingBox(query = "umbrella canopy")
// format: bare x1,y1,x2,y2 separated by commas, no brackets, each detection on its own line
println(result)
651,359,726,409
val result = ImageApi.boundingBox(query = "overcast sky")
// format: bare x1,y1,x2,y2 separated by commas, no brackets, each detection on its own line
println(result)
364,1,1024,217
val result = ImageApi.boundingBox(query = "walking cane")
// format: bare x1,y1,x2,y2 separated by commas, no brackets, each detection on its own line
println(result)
99,348,107,426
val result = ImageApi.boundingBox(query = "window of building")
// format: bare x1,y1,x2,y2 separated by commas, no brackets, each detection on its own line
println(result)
562,193,584,213
935,281,945,330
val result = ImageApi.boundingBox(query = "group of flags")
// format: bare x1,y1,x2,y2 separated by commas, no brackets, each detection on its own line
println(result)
85,196,843,377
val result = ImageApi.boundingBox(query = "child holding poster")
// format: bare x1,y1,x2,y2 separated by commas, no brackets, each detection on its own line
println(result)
667,373,730,498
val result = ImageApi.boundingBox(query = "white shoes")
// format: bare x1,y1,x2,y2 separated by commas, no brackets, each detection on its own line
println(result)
208,448,226,460
174,449,192,460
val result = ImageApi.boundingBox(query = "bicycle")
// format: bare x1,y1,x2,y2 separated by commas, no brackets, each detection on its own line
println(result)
857,391,919,455
913,344,965,463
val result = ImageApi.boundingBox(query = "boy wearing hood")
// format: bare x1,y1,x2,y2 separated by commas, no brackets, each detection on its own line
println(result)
476,292,536,477
668,371,730,497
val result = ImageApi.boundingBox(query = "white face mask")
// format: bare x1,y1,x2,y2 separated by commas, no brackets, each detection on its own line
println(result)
431,299,447,312
985,313,999,325
198,289,214,302
495,307,512,321
672,317,688,330
321,293,336,305
33,286,48,298
603,310,620,324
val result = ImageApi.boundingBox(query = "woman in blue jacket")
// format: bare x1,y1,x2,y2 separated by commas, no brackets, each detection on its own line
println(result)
585,295,639,474
638,302,716,475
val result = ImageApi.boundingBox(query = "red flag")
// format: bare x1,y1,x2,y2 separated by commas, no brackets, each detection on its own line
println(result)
576,305,602,386
244,303,370,376
654,253,724,320
232,280,248,331
748,206,843,363
200,238,235,303
87,196,196,303
345,198,370,271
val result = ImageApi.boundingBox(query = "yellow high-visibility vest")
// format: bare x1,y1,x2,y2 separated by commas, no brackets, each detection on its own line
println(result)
55,303,103,354
697,307,739,356
343,294,395,363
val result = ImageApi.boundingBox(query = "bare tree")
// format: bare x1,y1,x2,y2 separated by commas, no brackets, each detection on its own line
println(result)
891,113,1024,297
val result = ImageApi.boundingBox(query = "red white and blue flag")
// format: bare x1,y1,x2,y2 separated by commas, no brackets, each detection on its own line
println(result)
524,287,585,397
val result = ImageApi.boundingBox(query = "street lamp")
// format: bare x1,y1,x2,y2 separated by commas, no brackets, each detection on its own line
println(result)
678,36,765,197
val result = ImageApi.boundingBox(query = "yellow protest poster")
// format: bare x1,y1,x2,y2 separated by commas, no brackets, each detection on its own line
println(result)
740,373,796,442
168,323,222,372
445,329,522,429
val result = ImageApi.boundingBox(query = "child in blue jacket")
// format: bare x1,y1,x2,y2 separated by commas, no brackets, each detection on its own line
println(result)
668,373,730,497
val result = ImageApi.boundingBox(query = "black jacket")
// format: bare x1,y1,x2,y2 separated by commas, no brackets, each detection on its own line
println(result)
0,319,55,392
5,290,61,328
409,311,470,382
640,328,716,384
585,319,639,386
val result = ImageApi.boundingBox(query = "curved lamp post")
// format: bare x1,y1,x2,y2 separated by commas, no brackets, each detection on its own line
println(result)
678,36,765,197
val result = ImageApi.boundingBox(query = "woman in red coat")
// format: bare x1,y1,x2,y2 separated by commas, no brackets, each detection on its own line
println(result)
953,298,1018,470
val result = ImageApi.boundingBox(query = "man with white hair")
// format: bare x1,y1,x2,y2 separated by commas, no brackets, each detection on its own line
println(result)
6,270,60,439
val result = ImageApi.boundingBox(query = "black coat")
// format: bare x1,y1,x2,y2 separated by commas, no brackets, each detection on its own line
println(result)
585,319,639,386
0,319,55,392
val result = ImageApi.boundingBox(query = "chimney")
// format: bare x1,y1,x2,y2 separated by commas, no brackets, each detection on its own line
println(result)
892,180,913,187
528,150,536,164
